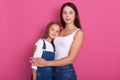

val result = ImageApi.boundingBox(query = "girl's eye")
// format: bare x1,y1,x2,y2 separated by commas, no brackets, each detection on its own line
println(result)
57,31,60,33
51,29,54,31
56,31,59,33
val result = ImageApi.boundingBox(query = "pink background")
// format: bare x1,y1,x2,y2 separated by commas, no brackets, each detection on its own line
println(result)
0,0,120,80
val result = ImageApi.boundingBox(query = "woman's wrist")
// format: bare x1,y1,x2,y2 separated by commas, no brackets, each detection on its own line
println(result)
46,61,51,66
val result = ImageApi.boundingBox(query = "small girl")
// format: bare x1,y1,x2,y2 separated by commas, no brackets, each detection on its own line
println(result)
31,21,61,80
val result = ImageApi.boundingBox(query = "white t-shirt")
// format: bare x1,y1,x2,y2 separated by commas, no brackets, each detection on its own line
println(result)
31,39,54,70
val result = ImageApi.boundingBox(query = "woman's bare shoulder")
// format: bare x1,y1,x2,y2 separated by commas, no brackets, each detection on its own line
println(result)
75,29,84,39
76,29,84,35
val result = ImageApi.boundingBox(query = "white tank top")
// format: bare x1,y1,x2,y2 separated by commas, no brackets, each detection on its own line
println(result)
54,29,80,60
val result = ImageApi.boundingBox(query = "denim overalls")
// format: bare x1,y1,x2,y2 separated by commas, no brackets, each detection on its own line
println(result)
37,39,55,80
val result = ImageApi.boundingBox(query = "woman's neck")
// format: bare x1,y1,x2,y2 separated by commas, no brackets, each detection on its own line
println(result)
65,23,76,30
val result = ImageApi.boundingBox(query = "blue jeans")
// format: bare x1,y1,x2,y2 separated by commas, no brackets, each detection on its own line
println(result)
53,64,77,80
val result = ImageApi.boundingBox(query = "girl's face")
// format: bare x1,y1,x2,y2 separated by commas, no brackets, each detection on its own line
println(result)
48,24,60,39
62,6,75,24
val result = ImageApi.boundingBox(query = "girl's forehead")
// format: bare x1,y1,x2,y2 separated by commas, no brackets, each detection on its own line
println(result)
50,24,60,28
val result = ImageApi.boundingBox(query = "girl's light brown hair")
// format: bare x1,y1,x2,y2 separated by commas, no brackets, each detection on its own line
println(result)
43,21,61,39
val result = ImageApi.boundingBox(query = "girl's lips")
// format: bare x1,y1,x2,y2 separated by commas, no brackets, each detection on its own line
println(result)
52,34,56,37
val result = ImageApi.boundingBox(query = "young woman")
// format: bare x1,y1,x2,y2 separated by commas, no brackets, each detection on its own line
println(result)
31,21,60,80
30,2,84,80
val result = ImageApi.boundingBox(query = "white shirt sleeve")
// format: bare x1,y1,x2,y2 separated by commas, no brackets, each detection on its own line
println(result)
31,39,43,70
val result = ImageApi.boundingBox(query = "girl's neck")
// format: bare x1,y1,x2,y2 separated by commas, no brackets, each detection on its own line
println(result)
45,37,52,43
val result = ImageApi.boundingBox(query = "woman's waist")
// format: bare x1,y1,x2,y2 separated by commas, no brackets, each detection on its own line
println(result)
55,52,68,60
54,64,74,69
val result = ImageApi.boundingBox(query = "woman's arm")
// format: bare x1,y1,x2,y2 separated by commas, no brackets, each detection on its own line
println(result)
31,30,84,67
48,30,84,66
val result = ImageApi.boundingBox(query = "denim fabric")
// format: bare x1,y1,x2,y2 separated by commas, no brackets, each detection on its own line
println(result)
37,67,53,80
37,39,55,80
37,51,54,80
53,64,77,80
41,51,54,60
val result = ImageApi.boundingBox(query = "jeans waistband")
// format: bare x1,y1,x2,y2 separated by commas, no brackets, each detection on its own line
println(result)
54,64,73,69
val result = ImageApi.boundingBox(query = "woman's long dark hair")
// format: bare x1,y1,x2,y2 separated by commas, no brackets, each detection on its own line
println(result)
60,2,82,29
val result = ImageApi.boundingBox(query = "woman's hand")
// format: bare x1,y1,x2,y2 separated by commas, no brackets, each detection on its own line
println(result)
30,57,47,67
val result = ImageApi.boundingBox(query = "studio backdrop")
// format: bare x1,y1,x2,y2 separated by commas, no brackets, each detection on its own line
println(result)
0,0,120,80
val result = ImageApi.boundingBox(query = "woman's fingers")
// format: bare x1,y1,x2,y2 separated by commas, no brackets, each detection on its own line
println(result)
29,57,47,67
29,57,36,65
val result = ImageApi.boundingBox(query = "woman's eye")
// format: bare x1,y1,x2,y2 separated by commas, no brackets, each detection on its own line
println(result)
63,11,67,14
70,12,73,14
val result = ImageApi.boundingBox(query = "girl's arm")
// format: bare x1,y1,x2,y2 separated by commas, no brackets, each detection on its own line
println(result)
32,69,37,80
32,46,37,80
31,39,43,80
33,30,84,67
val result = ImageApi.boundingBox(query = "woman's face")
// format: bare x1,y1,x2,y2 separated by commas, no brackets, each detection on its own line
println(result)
62,6,75,25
